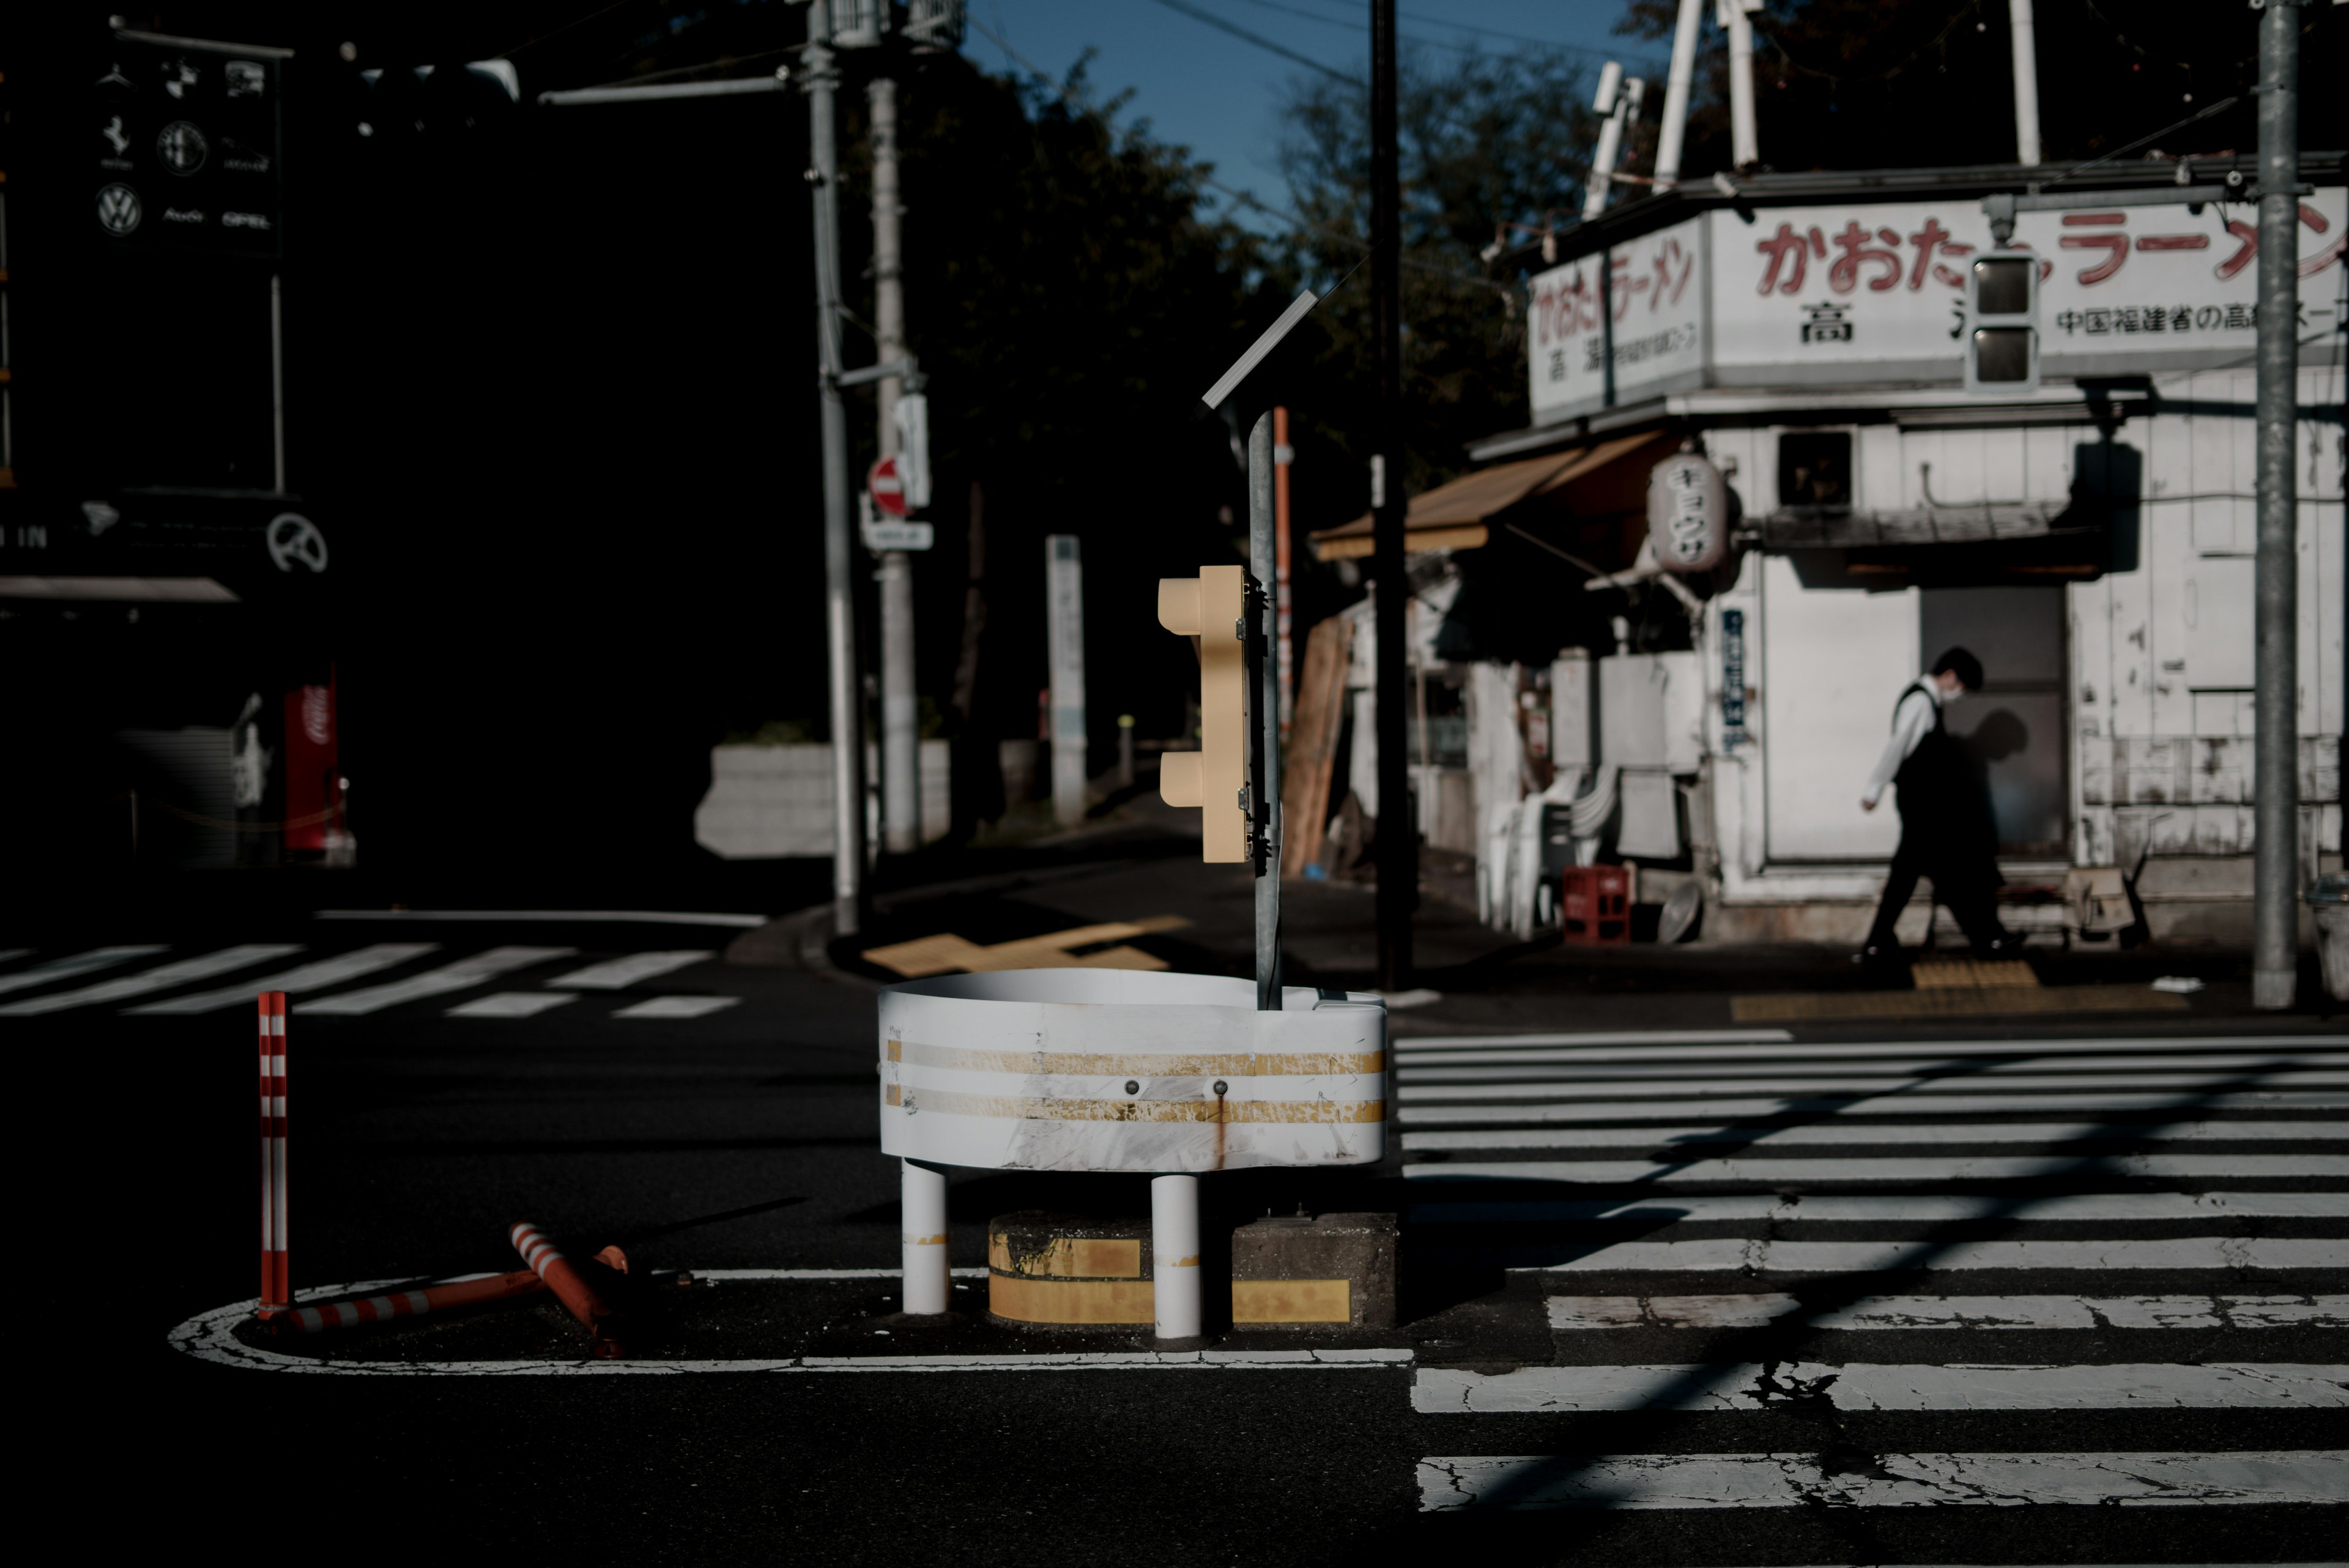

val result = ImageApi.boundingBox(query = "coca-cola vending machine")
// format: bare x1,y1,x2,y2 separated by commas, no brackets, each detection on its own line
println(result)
282,673,351,861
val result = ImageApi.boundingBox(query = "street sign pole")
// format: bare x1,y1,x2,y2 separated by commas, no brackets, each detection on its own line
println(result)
1370,0,1414,992
870,69,921,857
802,0,868,937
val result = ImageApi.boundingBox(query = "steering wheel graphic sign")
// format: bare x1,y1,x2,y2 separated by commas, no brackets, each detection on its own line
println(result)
267,513,329,573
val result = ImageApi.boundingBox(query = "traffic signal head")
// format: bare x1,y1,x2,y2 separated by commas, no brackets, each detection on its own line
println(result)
1157,565,1249,863
1963,250,2038,395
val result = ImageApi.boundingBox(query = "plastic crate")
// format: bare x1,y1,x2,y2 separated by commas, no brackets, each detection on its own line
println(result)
1560,864,1631,945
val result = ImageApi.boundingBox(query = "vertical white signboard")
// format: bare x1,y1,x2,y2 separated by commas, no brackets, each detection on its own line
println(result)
1047,534,1088,828
1526,215,1707,424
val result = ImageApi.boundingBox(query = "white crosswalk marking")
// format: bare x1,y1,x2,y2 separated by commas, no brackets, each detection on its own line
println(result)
1415,1452,2348,1510
612,995,740,1019
126,944,442,1014
544,951,715,989
300,947,577,1015
1406,1154,2349,1182
1548,1295,2349,1331
0,945,303,1016
1408,1120,2348,1150
0,949,29,968
446,991,579,1018
1414,1362,2349,1413
1537,1238,2348,1272
1409,1192,2349,1222
1406,1027,2348,1518
0,945,168,999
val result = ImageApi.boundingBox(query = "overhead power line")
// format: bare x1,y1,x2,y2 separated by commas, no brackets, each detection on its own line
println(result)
1143,0,1358,83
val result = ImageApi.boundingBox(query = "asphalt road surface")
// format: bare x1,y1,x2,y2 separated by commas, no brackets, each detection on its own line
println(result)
19,917,2344,1563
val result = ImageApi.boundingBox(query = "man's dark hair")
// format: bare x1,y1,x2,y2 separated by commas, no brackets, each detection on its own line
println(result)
1932,646,1984,691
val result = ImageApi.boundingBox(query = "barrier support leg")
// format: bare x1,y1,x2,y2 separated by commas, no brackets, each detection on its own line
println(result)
1152,1173,1201,1341
900,1159,951,1315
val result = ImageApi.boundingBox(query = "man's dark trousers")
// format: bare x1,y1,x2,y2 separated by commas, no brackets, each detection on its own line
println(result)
1865,839,2008,953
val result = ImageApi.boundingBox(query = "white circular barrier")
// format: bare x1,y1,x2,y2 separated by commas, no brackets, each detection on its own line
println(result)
877,970,1389,1174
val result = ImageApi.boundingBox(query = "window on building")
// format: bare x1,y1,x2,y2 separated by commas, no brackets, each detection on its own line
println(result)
1777,431,1852,511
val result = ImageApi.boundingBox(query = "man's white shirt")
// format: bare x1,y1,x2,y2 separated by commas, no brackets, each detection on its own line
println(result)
1861,677,1950,808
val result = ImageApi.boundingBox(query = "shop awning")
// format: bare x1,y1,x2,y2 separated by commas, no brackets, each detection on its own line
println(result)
1308,431,1661,561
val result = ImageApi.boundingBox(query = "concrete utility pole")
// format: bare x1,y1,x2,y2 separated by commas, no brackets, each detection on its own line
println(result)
1371,0,1412,990
2008,0,2043,166
1721,0,1760,170
1652,0,1705,188
871,72,921,856
2251,0,2303,1011
1250,411,1283,1007
803,0,868,935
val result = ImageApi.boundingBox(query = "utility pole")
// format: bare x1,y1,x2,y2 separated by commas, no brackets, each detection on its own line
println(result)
801,0,867,937
2008,0,2043,166
1652,0,1704,188
2251,0,2302,1010
1250,411,1282,1007
870,70,919,855
1371,0,1412,990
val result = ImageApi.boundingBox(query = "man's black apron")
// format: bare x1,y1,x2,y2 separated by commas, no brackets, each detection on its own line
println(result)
1889,679,2000,893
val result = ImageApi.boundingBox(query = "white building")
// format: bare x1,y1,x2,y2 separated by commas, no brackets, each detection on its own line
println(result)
1313,160,2345,947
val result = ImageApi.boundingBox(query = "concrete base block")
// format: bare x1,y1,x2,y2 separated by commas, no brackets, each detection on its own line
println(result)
1230,1212,1398,1329
985,1212,1152,1327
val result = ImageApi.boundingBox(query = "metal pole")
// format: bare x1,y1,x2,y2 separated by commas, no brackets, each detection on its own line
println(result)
2008,0,2043,166
804,1,867,936
2251,0,2301,1011
1274,404,1294,737
1371,0,1412,992
1151,1173,1201,1340
1581,65,1628,220
269,273,286,494
900,1159,949,1314
1653,0,1704,188
872,73,920,856
1722,0,1759,170
1250,410,1282,1009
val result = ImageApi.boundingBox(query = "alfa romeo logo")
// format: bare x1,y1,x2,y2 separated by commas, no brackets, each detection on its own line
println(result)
158,120,210,174
97,183,143,236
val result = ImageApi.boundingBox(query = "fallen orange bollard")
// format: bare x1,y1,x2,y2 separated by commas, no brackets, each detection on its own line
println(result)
510,1221,629,1358
280,1268,547,1335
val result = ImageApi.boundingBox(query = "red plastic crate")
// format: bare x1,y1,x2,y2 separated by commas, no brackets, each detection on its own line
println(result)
1560,865,1631,945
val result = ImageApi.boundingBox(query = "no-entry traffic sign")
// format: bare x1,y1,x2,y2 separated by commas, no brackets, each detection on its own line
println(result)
868,456,909,519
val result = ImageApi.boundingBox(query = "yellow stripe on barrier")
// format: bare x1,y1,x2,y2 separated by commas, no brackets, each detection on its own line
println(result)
987,1234,1145,1279
988,1273,1156,1325
889,1041,1384,1077
907,1090,1384,1124
1233,1279,1351,1324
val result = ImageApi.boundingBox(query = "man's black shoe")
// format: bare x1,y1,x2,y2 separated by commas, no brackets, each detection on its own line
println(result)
1853,943,1904,970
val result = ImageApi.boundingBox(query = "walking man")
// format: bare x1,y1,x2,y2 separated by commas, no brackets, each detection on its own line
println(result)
1856,647,2014,966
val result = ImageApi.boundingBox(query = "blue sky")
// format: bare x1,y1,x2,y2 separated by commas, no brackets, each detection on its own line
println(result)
957,1,1666,226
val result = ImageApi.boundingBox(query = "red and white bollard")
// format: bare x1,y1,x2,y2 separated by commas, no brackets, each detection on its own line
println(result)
280,1268,547,1335
258,992,289,1318
510,1221,628,1358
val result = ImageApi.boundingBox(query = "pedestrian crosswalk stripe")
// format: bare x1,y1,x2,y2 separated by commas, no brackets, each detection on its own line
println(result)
0,949,29,968
1412,1362,2349,1414
1548,1293,2349,1331
301,947,577,1016
1400,1069,2349,1102
1401,1090,2349,1124
1405,1120,2347,1151
543,951,716,989
612,995,740,1019
0,944,168,998
1393,1031,2345,1063
0,944,303,1017
1409,1191,2349,1223
1403,1154,2349,1183
127,944,442,1014
445,991,579,1018
1400,1053,2339,1090
1535,1237,2348,1274
1399,1030,1797,1051
1414,1451,2347,1510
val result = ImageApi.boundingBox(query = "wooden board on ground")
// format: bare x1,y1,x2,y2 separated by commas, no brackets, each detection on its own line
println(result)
863,916,1191,979
1282,615,1354,879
